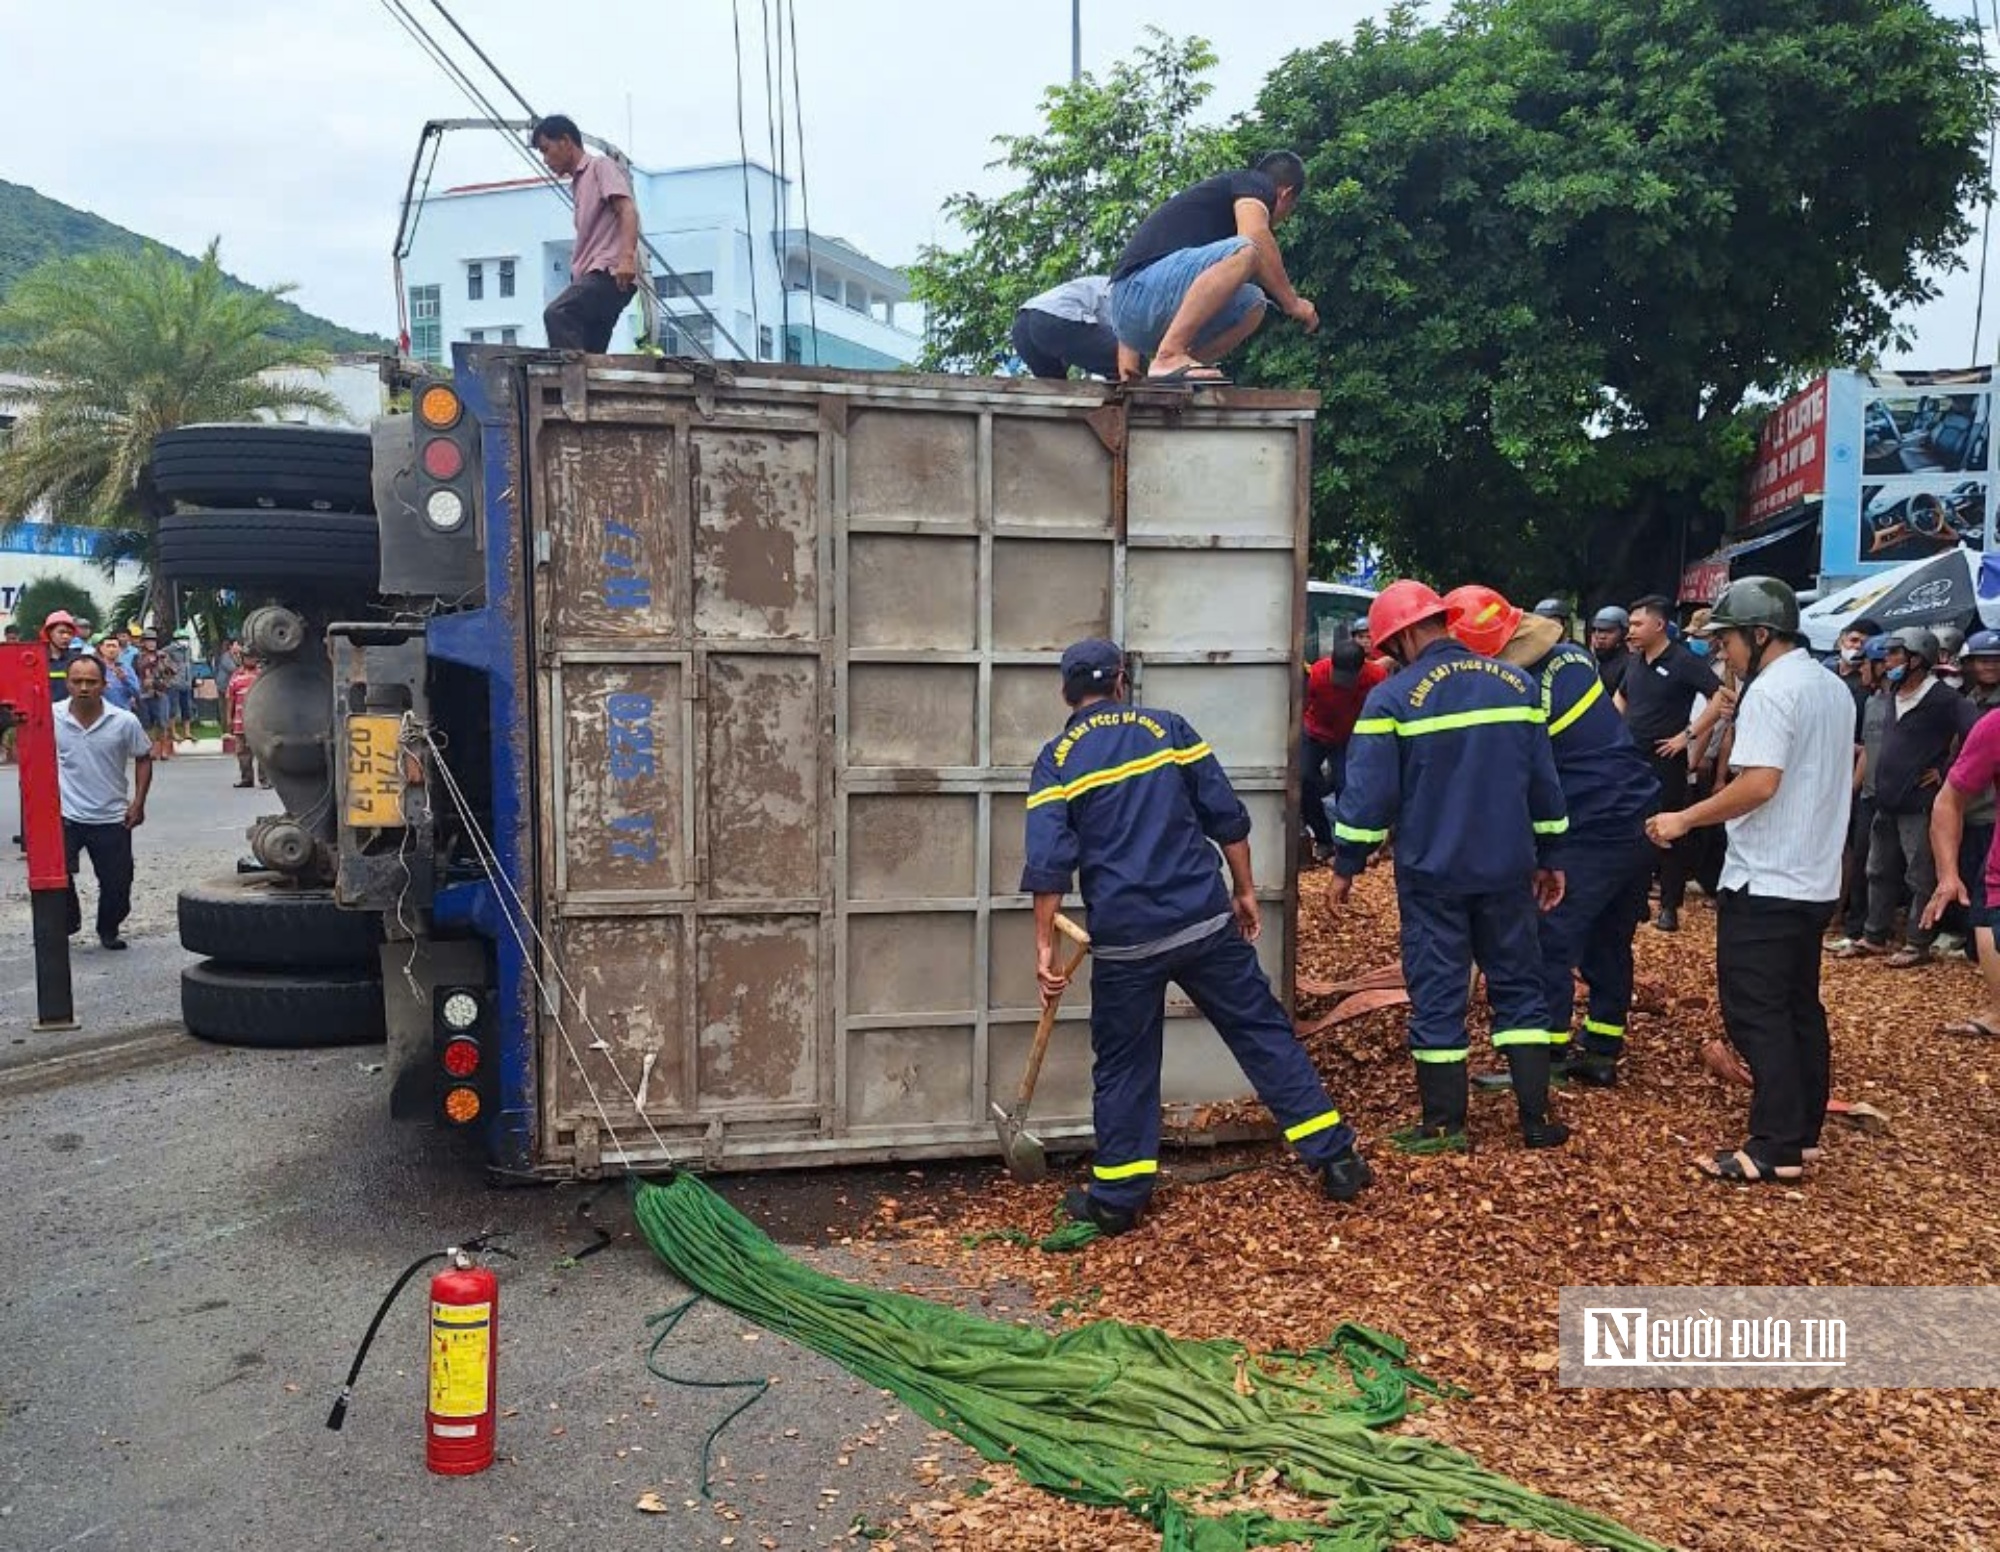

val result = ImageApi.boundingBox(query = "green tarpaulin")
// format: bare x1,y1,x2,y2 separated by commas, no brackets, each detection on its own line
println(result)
633,1174,1668,1552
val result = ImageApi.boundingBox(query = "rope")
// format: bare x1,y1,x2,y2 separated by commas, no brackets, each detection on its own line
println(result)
642,1295,771,1497
409,716,679,1169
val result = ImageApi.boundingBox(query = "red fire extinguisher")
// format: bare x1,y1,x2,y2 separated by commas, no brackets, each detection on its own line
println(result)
426,1251,500,1474
328,1233,511,1475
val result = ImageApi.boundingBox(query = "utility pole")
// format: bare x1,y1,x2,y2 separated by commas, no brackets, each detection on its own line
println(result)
1071,0,1081,83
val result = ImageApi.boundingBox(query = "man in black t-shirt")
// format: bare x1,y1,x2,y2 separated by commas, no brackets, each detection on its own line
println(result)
1108,150,1319,385
1620,594,1727,931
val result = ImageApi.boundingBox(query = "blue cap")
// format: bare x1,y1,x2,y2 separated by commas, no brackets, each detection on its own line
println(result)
1862,634,1892,662
1965,629,2000,660
1060,638,1125,698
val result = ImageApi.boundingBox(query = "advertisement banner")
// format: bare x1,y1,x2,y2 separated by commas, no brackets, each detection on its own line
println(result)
1741,377,1830,529
1679,555,1729,604
1818,367,1996,581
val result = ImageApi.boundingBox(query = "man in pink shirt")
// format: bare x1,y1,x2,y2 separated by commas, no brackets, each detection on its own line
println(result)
1922,706,2000,1036
531,114,640,352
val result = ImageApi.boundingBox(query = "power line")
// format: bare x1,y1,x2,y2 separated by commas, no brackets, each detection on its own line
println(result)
787,0,821,365
425,0,539,120
761,0,790,355
730,0,762,348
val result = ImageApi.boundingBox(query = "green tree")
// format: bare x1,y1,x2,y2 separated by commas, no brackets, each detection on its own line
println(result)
1247,0,1995,599
0,240,341,534
909,31,1235,371
13,574,103,637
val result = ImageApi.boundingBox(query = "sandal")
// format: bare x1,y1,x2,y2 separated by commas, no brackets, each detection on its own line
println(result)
1884,947,1930,968
1941,1019,2000,1038
1828,939,1885,959
1696,1148,1803,1185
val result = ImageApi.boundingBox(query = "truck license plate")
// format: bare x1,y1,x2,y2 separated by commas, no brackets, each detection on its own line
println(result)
345,714,406,828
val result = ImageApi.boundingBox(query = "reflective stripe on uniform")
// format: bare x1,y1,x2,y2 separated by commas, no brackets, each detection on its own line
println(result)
1583,1017,1626,1040
1370,705,1546,738
1333,821,1389,844
1024,742,1214,810
1547,673,1603,737
1532,816,1570,835
1549,1028,1572,1046
1352,717,1397,735
1491,1028,1550,1047
1283,1109,1344,1143
1411,1047,1470,1064
1091,1158,1159,1181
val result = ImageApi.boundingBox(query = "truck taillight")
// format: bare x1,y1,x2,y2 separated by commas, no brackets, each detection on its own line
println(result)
435,985,492,1127
414,374,478,536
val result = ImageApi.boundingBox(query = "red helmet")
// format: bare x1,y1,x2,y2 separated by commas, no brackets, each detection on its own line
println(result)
41,610,78,635
1443,584,1520,657
1366,580,1450,650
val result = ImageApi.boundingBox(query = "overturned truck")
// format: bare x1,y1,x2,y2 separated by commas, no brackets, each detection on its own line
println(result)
168,355,1320,1176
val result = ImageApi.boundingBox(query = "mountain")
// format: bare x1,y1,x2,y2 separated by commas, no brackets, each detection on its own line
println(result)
0,179,386,353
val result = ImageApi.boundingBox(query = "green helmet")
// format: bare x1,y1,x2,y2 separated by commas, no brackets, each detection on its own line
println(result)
1700,576,1800,635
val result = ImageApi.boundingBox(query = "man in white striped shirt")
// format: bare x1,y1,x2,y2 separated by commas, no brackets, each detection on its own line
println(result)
1645,577,1857,1186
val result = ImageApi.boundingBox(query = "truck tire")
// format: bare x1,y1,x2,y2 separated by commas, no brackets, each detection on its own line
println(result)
178,873,384,969
181,962,388,1049
155,509,380,591
152,424,374,512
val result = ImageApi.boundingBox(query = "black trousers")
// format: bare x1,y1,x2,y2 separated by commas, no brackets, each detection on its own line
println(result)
64,819,135,938
1646,751,1692,910
1716,890,1835,1169
1300,734,1341,849
1839,794,1874,939
543,270,631,352
1010,308,1119,380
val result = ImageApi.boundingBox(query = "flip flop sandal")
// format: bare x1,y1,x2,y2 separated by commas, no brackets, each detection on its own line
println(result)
1142,365,1232,387
1941,1019,2000,1038
1828,940,1886,959
1884,948,1930,968
1696,1148,1803,1185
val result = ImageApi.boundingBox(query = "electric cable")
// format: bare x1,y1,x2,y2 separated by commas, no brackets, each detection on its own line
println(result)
761,0,791,354
780,0,812,366
730,0,763,347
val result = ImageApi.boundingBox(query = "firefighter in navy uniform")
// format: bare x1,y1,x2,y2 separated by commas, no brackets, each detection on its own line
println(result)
1447,585,1661,1088
1021,639,1372,1234
1327,582,1572,1150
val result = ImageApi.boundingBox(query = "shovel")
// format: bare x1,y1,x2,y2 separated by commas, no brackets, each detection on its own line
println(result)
991,912,1091,1183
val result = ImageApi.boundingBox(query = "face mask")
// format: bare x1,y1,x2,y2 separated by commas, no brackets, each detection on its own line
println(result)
1887,665,1908,685
1840,647,1861,664
1687,639,1710,658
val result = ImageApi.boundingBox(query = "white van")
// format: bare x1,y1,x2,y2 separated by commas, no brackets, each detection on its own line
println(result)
1306,580,1378,659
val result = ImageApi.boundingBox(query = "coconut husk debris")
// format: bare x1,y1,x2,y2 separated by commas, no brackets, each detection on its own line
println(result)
855,865,2000,1552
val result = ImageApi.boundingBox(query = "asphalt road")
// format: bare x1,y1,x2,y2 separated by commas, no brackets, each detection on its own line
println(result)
0,758,991,1551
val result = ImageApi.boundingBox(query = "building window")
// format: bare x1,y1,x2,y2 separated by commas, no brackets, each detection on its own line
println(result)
758,325,774,361
784,327,804,365
501,327,519,346
655,270,714,300
467,261,484,302
467,329,487,344
662,315,716,356
409,284,442,366
498,259,516,299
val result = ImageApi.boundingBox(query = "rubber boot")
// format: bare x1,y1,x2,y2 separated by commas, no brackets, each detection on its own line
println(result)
1391,1061,1470,1154
1507,1045,1571,1149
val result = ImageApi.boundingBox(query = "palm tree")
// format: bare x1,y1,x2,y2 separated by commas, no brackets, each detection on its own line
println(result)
0,240,343,595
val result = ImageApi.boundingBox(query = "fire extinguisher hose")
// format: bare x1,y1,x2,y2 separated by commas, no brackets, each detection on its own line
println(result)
327,1232,513,1431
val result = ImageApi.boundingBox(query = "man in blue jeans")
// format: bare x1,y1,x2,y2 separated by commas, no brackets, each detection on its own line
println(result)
1022,639,1372,1234
1109,151,1319,383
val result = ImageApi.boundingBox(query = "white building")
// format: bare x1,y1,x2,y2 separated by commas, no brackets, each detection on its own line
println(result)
401,159,920,369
